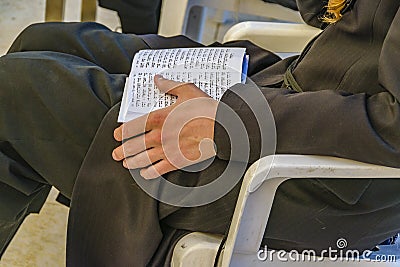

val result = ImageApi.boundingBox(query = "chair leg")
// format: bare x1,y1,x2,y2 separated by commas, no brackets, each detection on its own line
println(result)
45,0,66,21
81,0,97,22
158,0,190,37
185,6,207,41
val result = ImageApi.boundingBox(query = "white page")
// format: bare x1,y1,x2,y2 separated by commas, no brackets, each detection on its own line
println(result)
118,47,246,122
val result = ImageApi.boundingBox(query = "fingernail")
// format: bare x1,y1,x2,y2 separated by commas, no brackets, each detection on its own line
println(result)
140,169,147,178
155,74,164,80
114,129,122,141
140,169,153,179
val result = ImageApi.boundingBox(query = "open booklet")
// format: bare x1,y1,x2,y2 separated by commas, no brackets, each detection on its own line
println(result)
118,47,249,122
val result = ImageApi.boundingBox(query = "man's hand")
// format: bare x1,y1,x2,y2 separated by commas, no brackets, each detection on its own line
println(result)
112,75,218,179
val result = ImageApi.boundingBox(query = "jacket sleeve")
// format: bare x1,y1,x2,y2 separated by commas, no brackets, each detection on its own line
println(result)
214,87,400,167
214,88,400,205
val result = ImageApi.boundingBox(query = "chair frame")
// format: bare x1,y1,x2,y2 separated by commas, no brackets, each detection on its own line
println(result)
158,0,303,40
172,155,400,266
223,21,322,56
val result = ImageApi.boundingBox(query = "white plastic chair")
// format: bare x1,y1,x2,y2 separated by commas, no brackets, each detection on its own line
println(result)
223,21,322,57
171,155,400,266
158,0,303,42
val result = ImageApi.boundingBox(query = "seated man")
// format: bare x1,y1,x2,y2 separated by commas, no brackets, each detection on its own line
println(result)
0,0,399,266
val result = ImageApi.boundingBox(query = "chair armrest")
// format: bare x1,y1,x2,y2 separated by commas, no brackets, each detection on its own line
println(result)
223,21,322,55
220,155,400,266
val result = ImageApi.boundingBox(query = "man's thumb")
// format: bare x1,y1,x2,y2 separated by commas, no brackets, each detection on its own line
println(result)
154,74,191,96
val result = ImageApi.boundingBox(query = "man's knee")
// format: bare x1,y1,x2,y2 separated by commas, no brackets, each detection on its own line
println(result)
7,22,109,54
7,23,52,53
0,52,57,101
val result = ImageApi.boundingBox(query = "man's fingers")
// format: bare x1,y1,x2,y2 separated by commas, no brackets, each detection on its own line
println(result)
112,130,161,161
123,148,164,169
114,113,149,141
113,135,146,161
114,76,212,142
140,160,177,179
114,108,168,142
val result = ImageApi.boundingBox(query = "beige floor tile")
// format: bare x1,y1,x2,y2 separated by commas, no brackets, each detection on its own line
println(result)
0,202,69,267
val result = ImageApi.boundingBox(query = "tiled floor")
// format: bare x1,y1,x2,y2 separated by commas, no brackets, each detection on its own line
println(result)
0,191,69,267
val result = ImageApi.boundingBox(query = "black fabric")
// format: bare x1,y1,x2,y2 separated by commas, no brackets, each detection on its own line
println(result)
214,0,400,203
263,0,298,11
66,104,245,266
0,183,50,256
0,22,148,259
98,0,162,34
296,0,328,28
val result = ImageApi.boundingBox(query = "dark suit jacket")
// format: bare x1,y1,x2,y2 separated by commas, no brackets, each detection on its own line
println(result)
263,0,298,10
218,0,400,204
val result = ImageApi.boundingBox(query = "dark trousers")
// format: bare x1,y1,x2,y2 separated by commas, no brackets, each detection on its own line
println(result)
0,21,139,256
1,22,400,266
98,0,162,34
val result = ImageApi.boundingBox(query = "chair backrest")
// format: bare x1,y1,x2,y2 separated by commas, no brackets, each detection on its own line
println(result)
158,0,304,43
223,21,322,57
